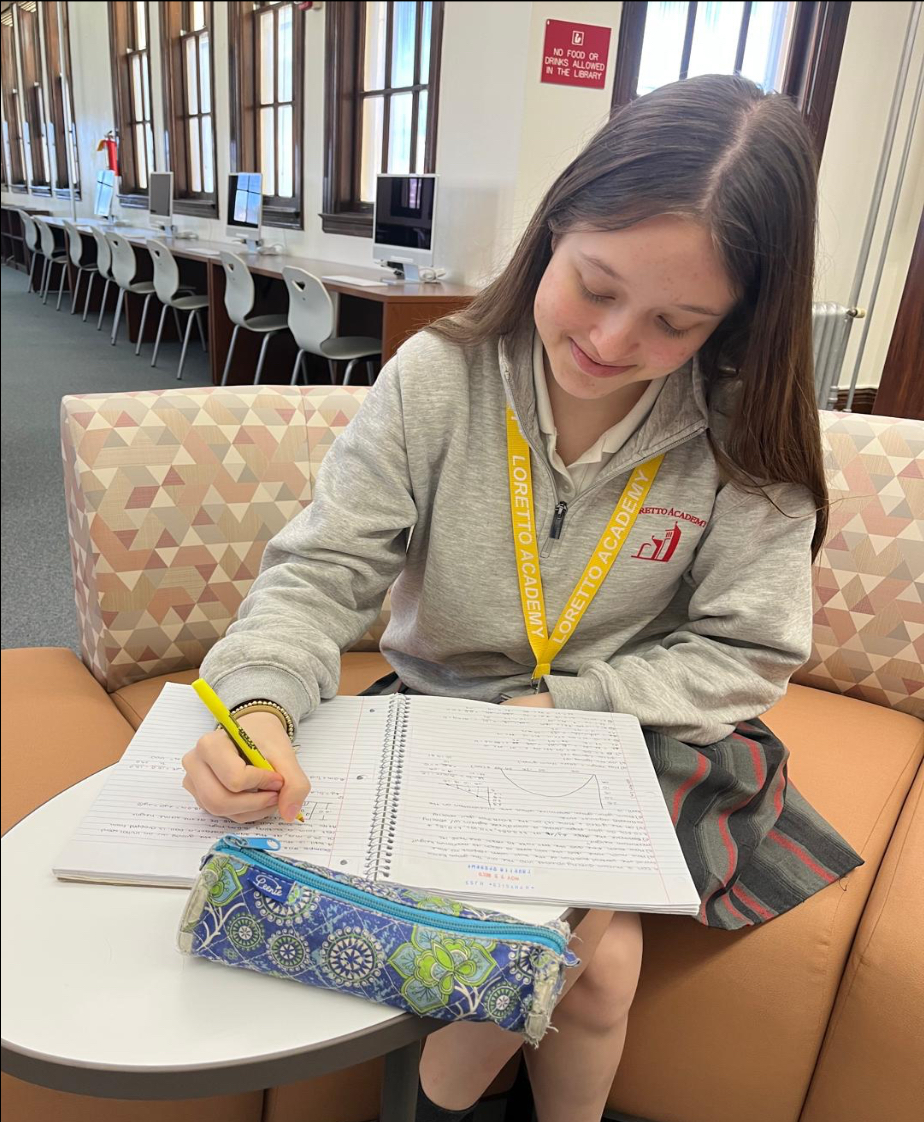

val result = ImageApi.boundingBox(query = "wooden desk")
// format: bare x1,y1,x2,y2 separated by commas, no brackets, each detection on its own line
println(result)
39,218,476,383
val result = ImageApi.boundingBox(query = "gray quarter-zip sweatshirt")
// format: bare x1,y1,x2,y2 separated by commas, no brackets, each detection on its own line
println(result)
200,326,817,745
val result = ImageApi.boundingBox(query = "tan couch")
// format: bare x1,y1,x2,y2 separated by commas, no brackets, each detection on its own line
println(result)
2,386,922,1122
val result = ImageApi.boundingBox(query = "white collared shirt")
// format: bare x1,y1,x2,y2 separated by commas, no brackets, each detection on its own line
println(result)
532,331,665,499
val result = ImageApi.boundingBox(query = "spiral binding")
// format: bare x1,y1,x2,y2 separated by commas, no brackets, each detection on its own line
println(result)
364,693,409,880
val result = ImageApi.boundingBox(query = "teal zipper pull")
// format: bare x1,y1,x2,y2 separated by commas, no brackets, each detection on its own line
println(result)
222,834,282,851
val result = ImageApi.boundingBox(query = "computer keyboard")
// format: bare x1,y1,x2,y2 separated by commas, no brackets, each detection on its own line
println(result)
321,274,385,287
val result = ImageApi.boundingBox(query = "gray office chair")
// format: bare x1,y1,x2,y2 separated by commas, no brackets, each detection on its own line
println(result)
106,231,159,351
147,239,209,381
16,210,42,294
88,227,115,329
218,251,289,385
282,266,381,386
33,217,70,309
63,221,99,317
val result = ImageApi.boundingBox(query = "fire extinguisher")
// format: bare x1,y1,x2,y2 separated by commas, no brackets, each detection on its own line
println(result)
97,131,119,175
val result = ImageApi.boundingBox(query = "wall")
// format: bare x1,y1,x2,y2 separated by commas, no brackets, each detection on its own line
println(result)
3,1,921,389
815,0,923,394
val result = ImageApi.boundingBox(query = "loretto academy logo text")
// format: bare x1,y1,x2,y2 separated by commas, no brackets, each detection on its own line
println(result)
632,506,707,563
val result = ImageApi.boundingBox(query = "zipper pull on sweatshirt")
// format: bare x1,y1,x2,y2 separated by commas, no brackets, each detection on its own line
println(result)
550,501,569,540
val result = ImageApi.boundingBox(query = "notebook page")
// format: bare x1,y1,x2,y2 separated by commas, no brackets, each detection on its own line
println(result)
52,684,390,887
386,697,699,913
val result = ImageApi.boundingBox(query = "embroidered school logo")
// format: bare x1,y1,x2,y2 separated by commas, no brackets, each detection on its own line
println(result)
632,522,682,562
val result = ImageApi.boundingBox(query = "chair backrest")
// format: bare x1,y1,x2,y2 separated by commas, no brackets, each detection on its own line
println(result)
219,251,255,326
147,239,180,304
89,227,112,279
33,217,57,258
63,220,85,267
17,210,39,252
282,266,335,354
107,232,138,288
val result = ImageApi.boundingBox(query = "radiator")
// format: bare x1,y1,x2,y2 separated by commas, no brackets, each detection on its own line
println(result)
812,302,857,409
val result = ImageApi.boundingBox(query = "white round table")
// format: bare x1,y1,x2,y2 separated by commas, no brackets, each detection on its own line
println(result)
1,770,573,1120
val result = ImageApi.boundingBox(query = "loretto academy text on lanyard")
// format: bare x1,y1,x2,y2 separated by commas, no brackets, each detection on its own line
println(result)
505,407,663,685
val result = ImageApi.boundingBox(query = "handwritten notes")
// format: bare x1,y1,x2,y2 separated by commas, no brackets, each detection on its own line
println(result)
53,686,700,914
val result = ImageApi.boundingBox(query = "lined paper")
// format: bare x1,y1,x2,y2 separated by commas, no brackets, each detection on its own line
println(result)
52,685,699,914
386,697,699,911
52,684,389,888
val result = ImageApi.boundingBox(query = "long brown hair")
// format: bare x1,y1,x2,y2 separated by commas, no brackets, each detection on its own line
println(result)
430,74,828,556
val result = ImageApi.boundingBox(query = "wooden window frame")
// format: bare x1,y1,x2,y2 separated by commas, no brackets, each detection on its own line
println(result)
42,0,81,200
323,1,444,238
16,2,51,193
612,1,850,157
228,0,304,230
108,0,155,206
160,1,217,217
1,14,28,192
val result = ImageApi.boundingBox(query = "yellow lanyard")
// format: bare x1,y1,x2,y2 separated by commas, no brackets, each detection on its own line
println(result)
506,406,664,683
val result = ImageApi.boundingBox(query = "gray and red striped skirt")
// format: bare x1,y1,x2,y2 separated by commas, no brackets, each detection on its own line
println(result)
360,672,863,930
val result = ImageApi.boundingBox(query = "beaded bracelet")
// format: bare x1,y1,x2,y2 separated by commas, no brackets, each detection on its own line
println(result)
224,699,296,741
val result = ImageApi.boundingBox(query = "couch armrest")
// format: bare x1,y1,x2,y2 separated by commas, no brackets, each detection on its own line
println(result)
799,762,924,1122
0,649,136,834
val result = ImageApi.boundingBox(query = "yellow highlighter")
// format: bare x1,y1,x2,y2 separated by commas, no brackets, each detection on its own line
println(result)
191,678,305,823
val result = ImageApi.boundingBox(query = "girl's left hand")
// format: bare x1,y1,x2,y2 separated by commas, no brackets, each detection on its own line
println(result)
500,694,555,708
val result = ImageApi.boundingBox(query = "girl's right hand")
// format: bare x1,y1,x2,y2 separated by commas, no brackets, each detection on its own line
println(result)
182,712,311,824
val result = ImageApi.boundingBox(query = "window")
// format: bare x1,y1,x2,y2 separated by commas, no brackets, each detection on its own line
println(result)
612,2,850,155
0,12,27,190
15,1,51,191
229,1,304,229
42,0,81,197
323,1,444,237
161,1,216,216
109,0,155,202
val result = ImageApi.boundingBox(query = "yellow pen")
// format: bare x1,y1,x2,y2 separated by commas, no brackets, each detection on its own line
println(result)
191,678,305,824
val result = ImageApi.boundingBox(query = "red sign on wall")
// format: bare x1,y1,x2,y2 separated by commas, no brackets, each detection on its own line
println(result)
541,19,611,90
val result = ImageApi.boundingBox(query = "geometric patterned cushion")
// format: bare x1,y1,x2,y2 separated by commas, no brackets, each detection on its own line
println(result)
62,388,923,716
790,411,923,718
61,384,383,694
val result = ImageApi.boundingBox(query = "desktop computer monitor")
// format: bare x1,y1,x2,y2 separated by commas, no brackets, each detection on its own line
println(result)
148,171,174,229
373,174,437,280
94,169,116,220
226,172,263,248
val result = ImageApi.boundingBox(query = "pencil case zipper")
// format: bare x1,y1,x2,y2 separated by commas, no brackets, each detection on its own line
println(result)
214,835,568,955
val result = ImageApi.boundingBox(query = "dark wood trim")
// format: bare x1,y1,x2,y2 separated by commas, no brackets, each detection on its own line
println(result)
323,0,444,237
734,3,753,75
17,3,50,188
41,0,81,198
678,2,698,80
872,205,924,421
160,1,218,217
108,0,155,200
320,211,373,237
228,0,303,228
832,387,877,414
782,2,851,157
0,18,26,188
611,2,647,110
610,0,850,158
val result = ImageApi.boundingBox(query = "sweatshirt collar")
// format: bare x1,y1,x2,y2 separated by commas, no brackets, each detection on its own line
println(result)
499,324,709,481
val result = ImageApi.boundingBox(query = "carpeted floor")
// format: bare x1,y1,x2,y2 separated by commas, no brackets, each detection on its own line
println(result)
1,262,211,651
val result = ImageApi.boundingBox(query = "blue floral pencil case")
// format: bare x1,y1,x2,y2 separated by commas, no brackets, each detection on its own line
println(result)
177,834,579,1045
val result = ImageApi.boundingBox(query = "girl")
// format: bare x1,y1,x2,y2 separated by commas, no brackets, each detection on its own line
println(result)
183,74,862,1122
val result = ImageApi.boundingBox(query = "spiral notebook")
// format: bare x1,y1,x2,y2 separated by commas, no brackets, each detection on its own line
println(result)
52,682,700,913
